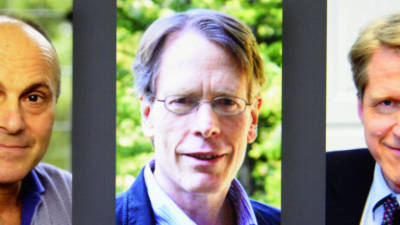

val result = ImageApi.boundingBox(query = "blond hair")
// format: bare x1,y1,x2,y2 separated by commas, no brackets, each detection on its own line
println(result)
349,13,400,99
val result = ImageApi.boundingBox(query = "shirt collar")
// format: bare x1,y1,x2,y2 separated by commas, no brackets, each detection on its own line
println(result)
20,168,45,225
228,178,259,225
144,159,258,225
21,169,45,195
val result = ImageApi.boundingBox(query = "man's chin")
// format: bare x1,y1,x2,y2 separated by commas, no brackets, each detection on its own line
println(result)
0,165,33,184
0,173,26,185
180,175,228,195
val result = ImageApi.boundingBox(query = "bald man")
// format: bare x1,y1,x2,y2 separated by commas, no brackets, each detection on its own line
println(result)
0,15,71,225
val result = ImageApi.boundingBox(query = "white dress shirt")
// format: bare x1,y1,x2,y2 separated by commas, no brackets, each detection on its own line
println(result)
144,160,259,225
360,163,400,225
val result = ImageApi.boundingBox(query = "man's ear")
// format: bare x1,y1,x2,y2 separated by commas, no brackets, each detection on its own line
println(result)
247,97,262,143
357,98,364,125
140,97,154,138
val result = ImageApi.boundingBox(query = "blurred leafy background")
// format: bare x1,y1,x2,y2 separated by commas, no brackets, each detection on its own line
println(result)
117,0,282,207
0,0,72,171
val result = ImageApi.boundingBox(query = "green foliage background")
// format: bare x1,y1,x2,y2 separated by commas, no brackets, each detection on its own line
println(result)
117,0,282,207
0,0,73,171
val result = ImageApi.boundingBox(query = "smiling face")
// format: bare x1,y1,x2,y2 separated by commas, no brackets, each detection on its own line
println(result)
359,45,400,193
0,21,58,184
140,30,261,196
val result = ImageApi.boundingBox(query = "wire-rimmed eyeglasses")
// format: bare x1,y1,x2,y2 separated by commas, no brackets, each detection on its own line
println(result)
156,95,252,116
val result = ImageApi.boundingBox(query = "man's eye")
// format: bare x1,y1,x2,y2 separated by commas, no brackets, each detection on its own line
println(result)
378,99,395,108
381,100,393,106
174,97,189,104
214,97,244,114
216,98,236,106
376,99,399,114
22,93,47,111
170,97,195,105
27,94,42,102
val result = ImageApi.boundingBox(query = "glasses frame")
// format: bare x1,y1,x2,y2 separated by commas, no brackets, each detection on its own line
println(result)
156,95,252,116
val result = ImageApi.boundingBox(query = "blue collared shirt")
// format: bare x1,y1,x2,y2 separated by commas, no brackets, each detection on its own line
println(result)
144,160,259,225
360,163,400,225
20,169,45,225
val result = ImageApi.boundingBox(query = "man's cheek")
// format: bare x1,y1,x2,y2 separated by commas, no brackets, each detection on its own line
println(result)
366,117,394,138
29,115,53,139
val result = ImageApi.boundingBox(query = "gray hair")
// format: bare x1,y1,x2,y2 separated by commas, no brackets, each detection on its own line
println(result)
133,9,265,102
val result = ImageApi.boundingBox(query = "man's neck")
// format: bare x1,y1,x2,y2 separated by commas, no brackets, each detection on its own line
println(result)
170,188,236,225
0,182,22,225
154,169,236,225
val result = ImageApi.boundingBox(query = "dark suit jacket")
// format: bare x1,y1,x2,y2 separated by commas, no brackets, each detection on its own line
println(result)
326,148,375,225
116,167,281,225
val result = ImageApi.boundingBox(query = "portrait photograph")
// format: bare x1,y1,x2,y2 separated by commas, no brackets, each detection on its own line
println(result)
326,0,400,224
115,1,282,224
0,1,72,224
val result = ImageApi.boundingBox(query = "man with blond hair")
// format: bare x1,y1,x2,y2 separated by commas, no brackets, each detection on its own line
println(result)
116,9,280,225
0,15,71,225
327,13,400,225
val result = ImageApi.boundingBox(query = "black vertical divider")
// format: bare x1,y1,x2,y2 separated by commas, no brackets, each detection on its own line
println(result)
282,0,326,224
72,0,116,224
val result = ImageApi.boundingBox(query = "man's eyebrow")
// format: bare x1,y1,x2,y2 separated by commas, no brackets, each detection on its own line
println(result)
369,91,400,99
213,88,242,97
21,82,53,96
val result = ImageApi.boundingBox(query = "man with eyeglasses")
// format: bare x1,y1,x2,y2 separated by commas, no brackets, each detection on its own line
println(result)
116,9,280,225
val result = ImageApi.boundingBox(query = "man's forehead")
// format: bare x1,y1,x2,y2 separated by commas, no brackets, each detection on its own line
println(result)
0,20,57,71
367,45,400,77
363,45,400,99
0,19,59,93
0,20,53,54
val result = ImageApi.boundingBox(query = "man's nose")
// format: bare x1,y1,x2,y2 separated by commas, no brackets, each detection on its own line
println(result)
0,100,25,134
192,102,220,138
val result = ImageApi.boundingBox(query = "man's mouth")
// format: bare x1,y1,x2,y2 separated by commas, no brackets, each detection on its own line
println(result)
383,143,400,152
387,146,400,152
0,144,29,150
185,153,225,160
